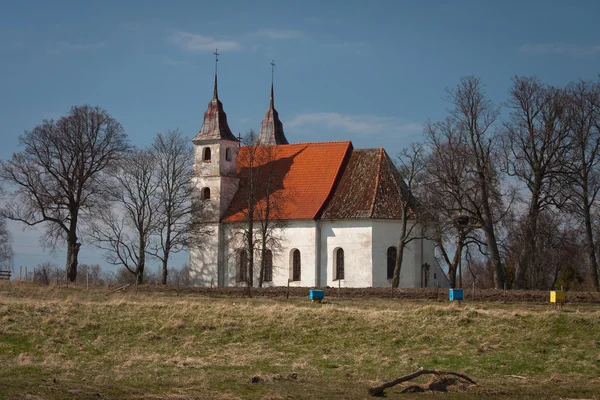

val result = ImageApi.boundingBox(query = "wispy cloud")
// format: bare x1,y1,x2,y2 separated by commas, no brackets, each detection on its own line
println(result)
167,29,242,52
285,112,422,138
47,40,106,54
519,43,600,56
253,29,304,40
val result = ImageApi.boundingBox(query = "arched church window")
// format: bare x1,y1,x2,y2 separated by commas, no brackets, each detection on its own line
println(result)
203,147,211,162
225,147,232,161
291,249,301,281
387,246,397,280
202,187,210,200
263,250,273,282
237,250,248,283
334,248,344,280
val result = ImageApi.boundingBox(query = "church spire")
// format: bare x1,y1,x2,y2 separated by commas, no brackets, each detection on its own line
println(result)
192,49,237,143
258,60,289,145
213,49,219,100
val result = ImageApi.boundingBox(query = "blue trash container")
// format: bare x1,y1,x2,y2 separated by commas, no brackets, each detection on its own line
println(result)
449,289,464,301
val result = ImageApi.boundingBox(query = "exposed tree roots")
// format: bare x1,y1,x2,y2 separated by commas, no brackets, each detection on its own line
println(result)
368,367,476,396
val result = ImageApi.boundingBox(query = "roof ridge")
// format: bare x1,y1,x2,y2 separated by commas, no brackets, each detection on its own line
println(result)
368,148,384,217
313,142,353,219
283,140,352,146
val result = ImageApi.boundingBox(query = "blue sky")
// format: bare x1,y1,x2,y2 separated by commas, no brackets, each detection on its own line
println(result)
1,0,599,273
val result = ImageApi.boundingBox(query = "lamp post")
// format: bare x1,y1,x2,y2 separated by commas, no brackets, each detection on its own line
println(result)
454,213,470,289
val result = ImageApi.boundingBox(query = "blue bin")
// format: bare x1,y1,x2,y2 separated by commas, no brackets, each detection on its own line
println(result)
449,289,464,301
310,289,325,300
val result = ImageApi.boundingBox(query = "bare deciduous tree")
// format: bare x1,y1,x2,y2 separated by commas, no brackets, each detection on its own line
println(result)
89,149,159,284
502,76,571,289
0,105,129,281
563,79,600,291
255,145,288,288
422,119,478,288
446,76,506,289
391,143,428,289
148,129,201,285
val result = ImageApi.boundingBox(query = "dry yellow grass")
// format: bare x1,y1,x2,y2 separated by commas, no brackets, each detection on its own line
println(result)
0,282,599,399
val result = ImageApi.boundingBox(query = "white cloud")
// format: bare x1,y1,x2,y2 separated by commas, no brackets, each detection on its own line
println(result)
253,29,304,40
519,43,600,56
285,112,422,138
167,29,242,52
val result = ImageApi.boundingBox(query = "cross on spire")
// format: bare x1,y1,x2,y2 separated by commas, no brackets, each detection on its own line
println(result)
214,49,220,75
271,59,276,85
213,49,220,99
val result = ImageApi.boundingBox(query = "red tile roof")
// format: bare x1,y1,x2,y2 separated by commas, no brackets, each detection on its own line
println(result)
222,141,352,222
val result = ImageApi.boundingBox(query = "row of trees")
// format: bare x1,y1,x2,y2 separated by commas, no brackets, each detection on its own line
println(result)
29,261,196,286
393,76,600,291
0,106,204,284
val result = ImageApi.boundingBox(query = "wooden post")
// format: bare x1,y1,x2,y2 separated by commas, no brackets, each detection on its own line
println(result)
472,281,475,301
286,279,290,299
86,268,89,291
56,267,59,285
19,266,22,281
176,274,180,297
25,267,27,282
435,282,439,301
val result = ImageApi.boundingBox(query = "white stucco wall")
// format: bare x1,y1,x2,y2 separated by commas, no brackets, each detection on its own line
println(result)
189,223,221,287
191,217,442,288
221,220,318,287
319,220,373,287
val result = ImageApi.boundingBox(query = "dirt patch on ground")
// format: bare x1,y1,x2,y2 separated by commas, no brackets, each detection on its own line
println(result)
127,285,600,303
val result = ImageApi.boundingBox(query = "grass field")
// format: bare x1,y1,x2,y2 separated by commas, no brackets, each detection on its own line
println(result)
1,282,599,399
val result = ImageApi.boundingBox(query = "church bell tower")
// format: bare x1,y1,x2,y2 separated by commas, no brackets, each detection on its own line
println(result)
191,50,240,222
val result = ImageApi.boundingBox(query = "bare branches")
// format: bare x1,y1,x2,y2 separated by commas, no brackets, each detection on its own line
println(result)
88,149,159,283
147,129,203,284
0,105,129,281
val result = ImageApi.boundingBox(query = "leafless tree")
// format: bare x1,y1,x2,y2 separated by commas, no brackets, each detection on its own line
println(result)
502,76,571,289
562,80,600,291
445,76,506,289
89,149,160,284
148,129,202,285
0,105,129,281
421,119,480,288
255,145,288,288
391,143,428,289
233,130,288,291
236,131,259,294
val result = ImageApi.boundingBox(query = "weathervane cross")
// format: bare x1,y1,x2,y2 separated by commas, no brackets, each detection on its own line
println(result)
214,49,220,75
271,59,276,84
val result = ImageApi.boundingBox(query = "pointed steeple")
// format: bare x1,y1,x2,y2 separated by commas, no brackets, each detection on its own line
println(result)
193,50,237,143
258,60,289,145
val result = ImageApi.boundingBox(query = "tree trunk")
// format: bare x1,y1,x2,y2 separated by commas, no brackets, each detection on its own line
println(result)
392,212,409,288
138,236,145,284
513,181,541,290
161,254,169,285
66,239,80,282
482,219,504,289
258,246,266,288
584,199,600,291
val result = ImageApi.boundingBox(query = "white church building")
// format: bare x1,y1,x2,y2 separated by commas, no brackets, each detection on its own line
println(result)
189,73,449,289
